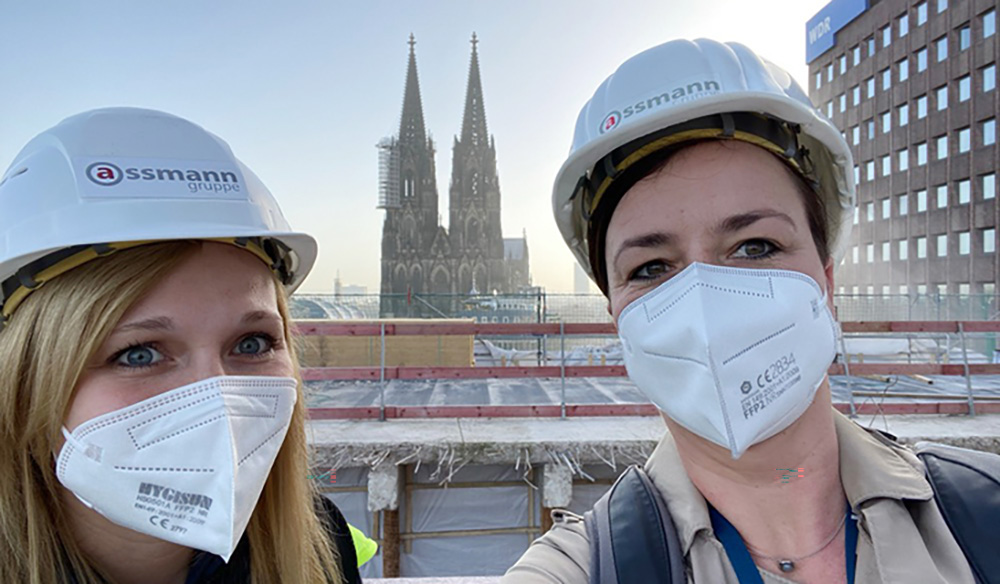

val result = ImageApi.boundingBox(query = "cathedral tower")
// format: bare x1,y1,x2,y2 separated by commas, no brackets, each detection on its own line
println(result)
378,35,447,313
448,33,506,295
378,34,529,316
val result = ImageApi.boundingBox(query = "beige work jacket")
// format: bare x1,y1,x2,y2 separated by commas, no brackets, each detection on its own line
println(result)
502,409,976,583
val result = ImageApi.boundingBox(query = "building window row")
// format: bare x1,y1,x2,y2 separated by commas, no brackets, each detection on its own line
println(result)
815,9,996,91
823,62,995,125
833,284,1000,296
851,174,997,227
839,71,995,148
848,229,996,264
854,122,996,184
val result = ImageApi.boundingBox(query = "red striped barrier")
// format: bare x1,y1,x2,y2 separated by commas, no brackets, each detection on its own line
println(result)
306,402,1000,420
302,363,1000,381
293,320,1000,337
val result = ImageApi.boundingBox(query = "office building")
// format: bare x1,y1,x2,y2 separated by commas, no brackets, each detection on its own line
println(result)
807,0,999,296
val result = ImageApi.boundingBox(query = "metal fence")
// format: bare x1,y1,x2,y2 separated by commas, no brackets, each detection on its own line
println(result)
291,292,1000,323
833,294,1000,322
298,321,1000,420
291,292,1000,357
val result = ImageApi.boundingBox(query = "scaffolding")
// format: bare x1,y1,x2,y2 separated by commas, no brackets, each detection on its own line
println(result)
377,137,401,209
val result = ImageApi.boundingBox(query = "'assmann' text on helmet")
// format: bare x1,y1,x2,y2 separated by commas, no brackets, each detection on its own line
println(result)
600,80,721,134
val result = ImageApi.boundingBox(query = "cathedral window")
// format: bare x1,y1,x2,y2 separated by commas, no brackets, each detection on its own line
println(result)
404,173,415,198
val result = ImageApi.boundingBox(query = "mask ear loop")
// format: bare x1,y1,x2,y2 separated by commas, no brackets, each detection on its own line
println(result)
60,426,104,463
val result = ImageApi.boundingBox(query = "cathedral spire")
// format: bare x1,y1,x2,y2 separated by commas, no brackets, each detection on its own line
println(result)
459,32,489,147
399,33,427,146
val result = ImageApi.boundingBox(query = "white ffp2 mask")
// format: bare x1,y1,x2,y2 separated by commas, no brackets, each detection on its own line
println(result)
617,263,838,459
56,375,297,561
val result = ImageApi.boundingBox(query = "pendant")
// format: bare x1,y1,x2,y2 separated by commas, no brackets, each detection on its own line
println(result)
778,560,795,572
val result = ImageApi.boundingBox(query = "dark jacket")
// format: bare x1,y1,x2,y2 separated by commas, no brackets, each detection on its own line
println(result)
66,497,362,583
186,496,362,584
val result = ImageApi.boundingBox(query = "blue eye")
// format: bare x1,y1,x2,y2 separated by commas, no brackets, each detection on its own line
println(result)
234,334,274,356
114,345,163,368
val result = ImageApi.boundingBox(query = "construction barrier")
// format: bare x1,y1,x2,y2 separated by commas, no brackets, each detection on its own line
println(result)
296,321,1000,419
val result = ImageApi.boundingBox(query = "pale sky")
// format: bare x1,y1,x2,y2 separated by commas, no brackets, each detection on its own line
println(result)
0,0,831,293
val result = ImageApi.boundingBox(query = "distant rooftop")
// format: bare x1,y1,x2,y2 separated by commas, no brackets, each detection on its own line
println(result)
503,238,525,261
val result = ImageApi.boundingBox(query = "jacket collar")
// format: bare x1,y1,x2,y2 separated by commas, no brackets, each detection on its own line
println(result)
644,407,933,556
832,408,933,511
643,429,711,556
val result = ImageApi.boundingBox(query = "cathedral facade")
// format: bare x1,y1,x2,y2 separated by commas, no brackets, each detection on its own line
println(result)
377,34,530,316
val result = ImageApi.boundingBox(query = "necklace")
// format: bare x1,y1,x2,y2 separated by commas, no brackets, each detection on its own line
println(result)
743,512,850,573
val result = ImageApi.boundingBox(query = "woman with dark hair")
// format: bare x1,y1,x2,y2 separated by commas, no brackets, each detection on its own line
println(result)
503,39,980,584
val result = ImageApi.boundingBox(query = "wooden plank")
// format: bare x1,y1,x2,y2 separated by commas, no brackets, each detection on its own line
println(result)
398,366,564,380
395,405,564,418
300,365,630,381
293,322,392,336
833,402,1000,415
303,362,1000,381
307,402,1000,419
294,320,1000,337
839,321,1000,333
301,367,388,381
382,509,400,578
827,363,1000,375
566,404,660,416
308,407,387,420
292,321,618,337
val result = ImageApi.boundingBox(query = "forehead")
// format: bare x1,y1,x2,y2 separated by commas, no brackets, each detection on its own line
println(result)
122,242,278,320
606,140,807,241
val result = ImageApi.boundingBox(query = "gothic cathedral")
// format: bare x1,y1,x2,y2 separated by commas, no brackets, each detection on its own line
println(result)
377,34,530,316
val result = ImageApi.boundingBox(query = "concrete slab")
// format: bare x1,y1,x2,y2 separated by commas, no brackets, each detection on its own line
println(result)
454,416,666,445
308,416,664,473
854,412,1000,452
307,411,1000,475
304,375,1000,409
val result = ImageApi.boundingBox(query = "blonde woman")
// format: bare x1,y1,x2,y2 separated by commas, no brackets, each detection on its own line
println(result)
0,108,359,583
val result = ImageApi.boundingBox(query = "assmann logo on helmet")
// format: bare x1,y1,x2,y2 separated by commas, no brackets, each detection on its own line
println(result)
82,159,243,195
597,79,722,135
599,111,622,134
86,162,124,186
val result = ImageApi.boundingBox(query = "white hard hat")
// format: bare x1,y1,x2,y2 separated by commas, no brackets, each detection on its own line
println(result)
0,107,317,327
553,38,855,292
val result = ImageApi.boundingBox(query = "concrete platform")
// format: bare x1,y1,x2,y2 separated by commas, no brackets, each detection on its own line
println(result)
305,375,1000,409
307,411,1000,474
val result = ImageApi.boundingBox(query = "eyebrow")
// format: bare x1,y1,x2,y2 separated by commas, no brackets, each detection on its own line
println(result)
612,232,675,269
715,210,797,234
113,311,282,334
114,316,174,334
241,310,282,325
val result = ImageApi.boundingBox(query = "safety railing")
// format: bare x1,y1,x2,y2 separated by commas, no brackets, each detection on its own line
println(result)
295,321,1000,420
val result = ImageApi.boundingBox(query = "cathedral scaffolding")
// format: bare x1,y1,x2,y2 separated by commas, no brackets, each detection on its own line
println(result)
376,137,400,209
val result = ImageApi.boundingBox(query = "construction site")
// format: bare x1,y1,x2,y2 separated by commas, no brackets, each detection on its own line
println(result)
293,294,1000,581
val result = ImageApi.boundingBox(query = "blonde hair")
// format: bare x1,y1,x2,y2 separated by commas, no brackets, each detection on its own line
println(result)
0,241,343,584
